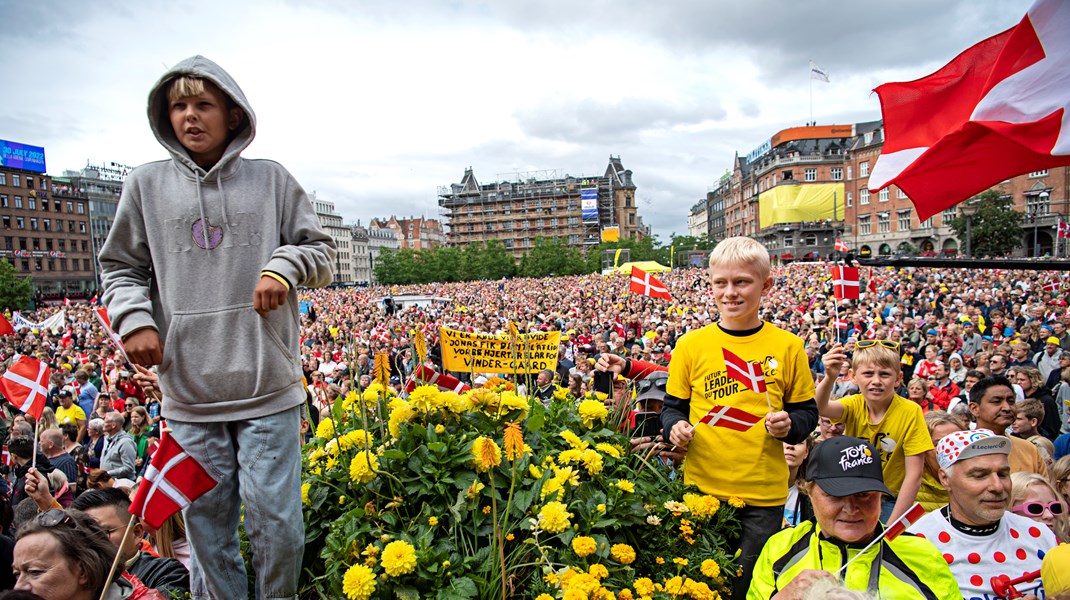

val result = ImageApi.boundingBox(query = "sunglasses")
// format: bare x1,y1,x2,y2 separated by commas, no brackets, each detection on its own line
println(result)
635,377,668,394
855,340,901,351
36,508,76,529
1011,500,1067,516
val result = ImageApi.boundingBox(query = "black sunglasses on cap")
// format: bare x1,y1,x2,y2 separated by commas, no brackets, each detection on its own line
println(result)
36,509,75,529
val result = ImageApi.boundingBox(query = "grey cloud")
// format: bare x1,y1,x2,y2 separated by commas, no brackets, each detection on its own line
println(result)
514,97,724,144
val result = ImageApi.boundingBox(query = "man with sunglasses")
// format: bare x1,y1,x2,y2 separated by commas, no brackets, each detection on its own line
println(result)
910,429,1057,599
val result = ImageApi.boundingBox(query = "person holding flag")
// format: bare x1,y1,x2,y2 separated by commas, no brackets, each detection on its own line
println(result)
660,237,818,600
748,436,961,599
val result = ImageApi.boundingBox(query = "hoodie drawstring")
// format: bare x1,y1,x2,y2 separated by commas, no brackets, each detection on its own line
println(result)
195,172,210,252
216,176,231,233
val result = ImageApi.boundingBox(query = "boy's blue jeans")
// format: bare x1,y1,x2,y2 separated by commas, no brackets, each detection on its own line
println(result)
170,405,304,600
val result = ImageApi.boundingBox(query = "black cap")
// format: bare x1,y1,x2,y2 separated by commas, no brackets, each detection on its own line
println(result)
805,436,892,497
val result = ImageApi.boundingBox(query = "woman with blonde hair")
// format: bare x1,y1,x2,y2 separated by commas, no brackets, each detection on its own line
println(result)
916,411,965,512
1051,455,1070,503
35,407,59,437
1011,472,1070,543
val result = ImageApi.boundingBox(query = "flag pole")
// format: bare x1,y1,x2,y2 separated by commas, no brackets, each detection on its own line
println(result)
31,418,40,469
99,515,138,600
836,502,921,577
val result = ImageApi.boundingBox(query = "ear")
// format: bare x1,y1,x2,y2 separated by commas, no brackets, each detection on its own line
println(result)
937,467,951,489
762,276,774,295
227,107,244,131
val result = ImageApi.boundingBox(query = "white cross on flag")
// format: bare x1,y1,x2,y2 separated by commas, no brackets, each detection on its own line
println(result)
698,404,764,432
833,318,849,330
831,266,860,300
1059,222,1070,239
0,356,50,419
722,347,767,394
405,364,470,394
834,239,850,252
129,432,217,529
94,307,129,362
1043,280,1060,292
630,266,672,301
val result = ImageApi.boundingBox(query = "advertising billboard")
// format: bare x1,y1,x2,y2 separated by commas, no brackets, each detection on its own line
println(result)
581,188,598,222
0,140,46,173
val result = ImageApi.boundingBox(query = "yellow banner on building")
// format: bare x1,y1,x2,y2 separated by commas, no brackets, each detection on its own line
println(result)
601,226,620,242
758,183,845,229
439,327,560,374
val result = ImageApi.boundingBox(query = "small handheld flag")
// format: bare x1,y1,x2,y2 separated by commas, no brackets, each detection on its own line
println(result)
831,266,860,300
838,502,926,576
722,348,767,394
129,432,217,530
0,356,51,419
698,404,763,432
834,239,849,252
630,266,672,301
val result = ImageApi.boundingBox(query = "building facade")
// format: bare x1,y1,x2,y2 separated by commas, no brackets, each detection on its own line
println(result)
367,222,400,284
63,161,130,280
311,192,352,284
370,216,446,252
1,166,95,298
687,197,708,238
437,156,647,258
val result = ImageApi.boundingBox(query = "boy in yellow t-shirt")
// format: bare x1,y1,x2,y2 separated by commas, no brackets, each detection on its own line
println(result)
816,341,932,524
662,237,817,600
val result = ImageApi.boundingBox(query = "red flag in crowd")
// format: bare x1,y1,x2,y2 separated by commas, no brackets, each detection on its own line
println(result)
833,318,849,330
1,446,11,467
834,239,849,252
129,433,217,529
405,364,470,394
884,502,927,541
722,347,767,394
869,0,1070,221
698,404,763,432
94,307,129,362
1043,281,1060,292
831,266,860,300
1059,222,1070,239
0,356,51,419
867,268,878,294
613,317,626,338
629,266,672,301
0,314,13,337
90,293,99,305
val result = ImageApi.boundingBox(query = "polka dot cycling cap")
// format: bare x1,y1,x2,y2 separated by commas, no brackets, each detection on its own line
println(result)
936,429,1011,471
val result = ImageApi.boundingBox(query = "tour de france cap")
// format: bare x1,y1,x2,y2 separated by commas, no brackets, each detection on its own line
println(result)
936,429,1011,470
806,436,892,497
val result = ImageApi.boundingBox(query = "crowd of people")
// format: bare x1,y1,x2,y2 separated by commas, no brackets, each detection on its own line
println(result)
2,249,1070,597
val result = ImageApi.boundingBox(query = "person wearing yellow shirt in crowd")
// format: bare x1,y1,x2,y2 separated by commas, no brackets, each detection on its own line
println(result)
816,340,933,524
54,386,87,443
661,237,818,600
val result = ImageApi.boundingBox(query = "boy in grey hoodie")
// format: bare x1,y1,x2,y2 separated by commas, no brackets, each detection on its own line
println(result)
99,56,335,600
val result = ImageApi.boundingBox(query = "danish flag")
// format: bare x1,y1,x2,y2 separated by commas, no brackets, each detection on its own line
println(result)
629,266,672,301
831,266,860,300
1059,222,1070,239
833,318,849,330
698,404,764,432
94,307,128,362
1043,280,1060,292
834,238,850,252
722,347,767,394
405,364,470,394
129,432,217,529
0,356,51,419
884,502,926,541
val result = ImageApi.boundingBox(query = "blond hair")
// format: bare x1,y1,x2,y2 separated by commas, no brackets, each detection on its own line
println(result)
851,344,901,373
1011,472,1069,542
708,237,770,280
167,76,236,110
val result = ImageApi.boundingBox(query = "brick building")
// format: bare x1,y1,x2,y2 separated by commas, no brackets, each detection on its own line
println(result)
370,216,446,252
437,156,647,259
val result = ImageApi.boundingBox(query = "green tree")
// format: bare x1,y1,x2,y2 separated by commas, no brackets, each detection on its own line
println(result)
0,259,33,311
665,233,716,268
947,190,1023,257
477,240,517,280
583,236,665,273
518,237,586,278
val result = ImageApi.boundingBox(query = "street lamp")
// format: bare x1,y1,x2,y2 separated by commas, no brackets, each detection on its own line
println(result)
1038,191,1051,257
959,200,980,258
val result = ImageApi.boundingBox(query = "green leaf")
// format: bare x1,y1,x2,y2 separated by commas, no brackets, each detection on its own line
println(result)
382,449,408,461
435,576,478,599
527,402,546,433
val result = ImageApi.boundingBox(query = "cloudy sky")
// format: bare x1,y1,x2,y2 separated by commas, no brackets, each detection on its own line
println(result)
2,0,1031,240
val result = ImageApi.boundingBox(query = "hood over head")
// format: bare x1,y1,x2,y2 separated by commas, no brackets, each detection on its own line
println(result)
147,55,255,179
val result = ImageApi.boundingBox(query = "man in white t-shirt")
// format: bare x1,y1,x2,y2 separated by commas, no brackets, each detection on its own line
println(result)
909,429,1057,599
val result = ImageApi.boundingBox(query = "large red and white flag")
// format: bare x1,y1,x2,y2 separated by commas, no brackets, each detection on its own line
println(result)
722,347,767,394
698,404,763,432
0,356,50,419
870,0,1070,221
831,266,860,300
629,266,672,301
834,239,850,252
405,364,470,394
129,433,217,529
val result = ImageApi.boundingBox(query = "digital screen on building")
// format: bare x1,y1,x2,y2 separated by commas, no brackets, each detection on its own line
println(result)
0,139,46,173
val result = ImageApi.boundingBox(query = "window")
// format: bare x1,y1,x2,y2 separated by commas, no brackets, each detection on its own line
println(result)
568,217,579,226
0,173,5,185
784,236,793,247
16,217,24,230
14,196,22,209
12,174,19,187
897,187,908,199
1,216,9,229
920,217,933,228
26,177,33,189
804,168,817,182
846,192,853,208
1026,193,1051,215
53,200,60,211
831,167,843,181
860,162,869,177
898,211,911,230
878,213,890,233
84,259,91,271
66,201,73,213
56,219,63,232
77,202,85,214
846,166,852,180
879,189,889,202
81,240,88,252
29,218,37,231
0,195,6,208
43,219,50,231
1029,170,1049,177
860,190,870,205
27,197,35,210
943,206,958,220
859,216,871,235
79,222,86,233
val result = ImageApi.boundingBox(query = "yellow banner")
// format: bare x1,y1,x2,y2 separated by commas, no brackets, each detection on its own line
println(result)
439,327,560,374
758,182,845,229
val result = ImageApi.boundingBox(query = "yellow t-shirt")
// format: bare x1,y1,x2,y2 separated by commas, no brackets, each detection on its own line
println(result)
667,323,815,506
55,404,87,425
832,394,933,496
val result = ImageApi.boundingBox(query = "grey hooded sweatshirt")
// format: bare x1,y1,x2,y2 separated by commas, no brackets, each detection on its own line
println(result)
99,56,336,422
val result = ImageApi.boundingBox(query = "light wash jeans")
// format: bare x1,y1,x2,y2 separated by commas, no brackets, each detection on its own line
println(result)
169,405,304,600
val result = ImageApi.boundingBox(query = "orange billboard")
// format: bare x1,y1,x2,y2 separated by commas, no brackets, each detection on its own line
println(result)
771,124,856,147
